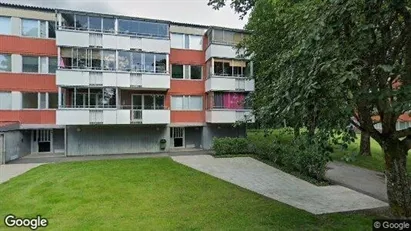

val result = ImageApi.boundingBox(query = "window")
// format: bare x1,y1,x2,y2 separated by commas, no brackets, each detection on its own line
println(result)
190,65,202,79
75,15,88,30
60,48,72,68
39,93,47,109
40,57,47,74
213,60,248,77
89,16,101,31
189,35,203,50
171,33,184,49
0,54,11,72
172,64,202,79
48,21,56,38
103,18,115,32
156,54,167,73
144,95,154,109
144,53,155,72
171,96,203,110
131,52,142,71
118,19,168,38
49,57,57,73
0,17,10,35
171,33,203,50
22,56,39,73
22,19,39,37
103,50,116,70
118,51,131,71
211,29,244,45
155,95,165,109
0,92,11,109
184,34,190,49
210,92,247,109
90,49,102,70
62,13,75,29
22,93,38,109
172,64,183,79
102,88,116,108
48,93,58,109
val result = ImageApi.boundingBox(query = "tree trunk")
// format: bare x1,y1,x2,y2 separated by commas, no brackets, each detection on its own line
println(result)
384,141,411,217
360,132,371,156
294,127,300,138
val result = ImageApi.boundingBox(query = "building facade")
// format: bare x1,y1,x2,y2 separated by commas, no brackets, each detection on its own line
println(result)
0,3,254,162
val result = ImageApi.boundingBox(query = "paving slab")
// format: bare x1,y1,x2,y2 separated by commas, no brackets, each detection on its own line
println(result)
0,163,44,184
326,161,388,202
172,155,388,215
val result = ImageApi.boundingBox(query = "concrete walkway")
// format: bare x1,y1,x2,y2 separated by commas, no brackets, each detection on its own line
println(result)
0,163,44,184
172,155,388,215
326,161,388,202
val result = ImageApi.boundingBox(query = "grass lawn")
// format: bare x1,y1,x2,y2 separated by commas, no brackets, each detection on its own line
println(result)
247,128,411,174
0,158,375,230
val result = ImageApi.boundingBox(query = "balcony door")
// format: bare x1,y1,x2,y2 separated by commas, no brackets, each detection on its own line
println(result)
131,95,143,122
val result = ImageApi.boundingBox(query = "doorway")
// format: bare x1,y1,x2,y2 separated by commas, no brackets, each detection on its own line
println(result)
171,127,185,148
32,129,52,153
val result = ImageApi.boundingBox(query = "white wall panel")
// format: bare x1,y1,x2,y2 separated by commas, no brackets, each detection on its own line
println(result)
116,73,130,87
141,38,170,53
142,110,170,124
103,110,117,124
56,70,89,86
56,30,89,47
102,72,117,87
57,110,90,125
102,34,117,49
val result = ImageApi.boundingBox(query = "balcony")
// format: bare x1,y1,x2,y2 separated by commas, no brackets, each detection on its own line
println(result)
56,69,170,90
206,109,254,124
206,76,254,92
56,108,170,125
205,44,248,60
56,30,170,53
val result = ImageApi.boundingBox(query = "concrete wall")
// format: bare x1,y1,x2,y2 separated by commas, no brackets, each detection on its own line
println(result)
4,130,31,163
53,129,64,152
202,124,246,150
185,127,203,148
66,125,170,156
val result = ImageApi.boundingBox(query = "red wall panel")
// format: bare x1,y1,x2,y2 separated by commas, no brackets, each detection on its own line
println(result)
0,35,57,56
0,73,57,92
0,110,56,124
171,111,204,123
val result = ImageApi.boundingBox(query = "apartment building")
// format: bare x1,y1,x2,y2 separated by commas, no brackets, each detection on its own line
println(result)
0,3,255,162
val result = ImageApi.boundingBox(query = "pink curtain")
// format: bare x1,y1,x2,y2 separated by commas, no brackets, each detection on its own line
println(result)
223,93,245,109
59,57,65,68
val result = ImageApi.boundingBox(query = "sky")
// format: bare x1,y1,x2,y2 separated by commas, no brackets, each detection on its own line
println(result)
1,0,248,29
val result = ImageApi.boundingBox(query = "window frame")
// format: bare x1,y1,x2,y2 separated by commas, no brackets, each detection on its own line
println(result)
171,64,202,80
0,54,12,72
131,94,166,110
0,16,11,35
171,95,203,111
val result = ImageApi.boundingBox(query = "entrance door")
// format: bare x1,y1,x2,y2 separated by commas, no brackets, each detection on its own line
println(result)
171,127,185,148
33,130,52,153
0,134,4,164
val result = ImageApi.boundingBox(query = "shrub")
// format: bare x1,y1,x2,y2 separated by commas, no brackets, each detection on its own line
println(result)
250,133,331,180
212,137,249,155
285,136,332,180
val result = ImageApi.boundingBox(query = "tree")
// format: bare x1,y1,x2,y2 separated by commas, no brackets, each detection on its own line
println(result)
360,132,371,156
209,0,411,217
